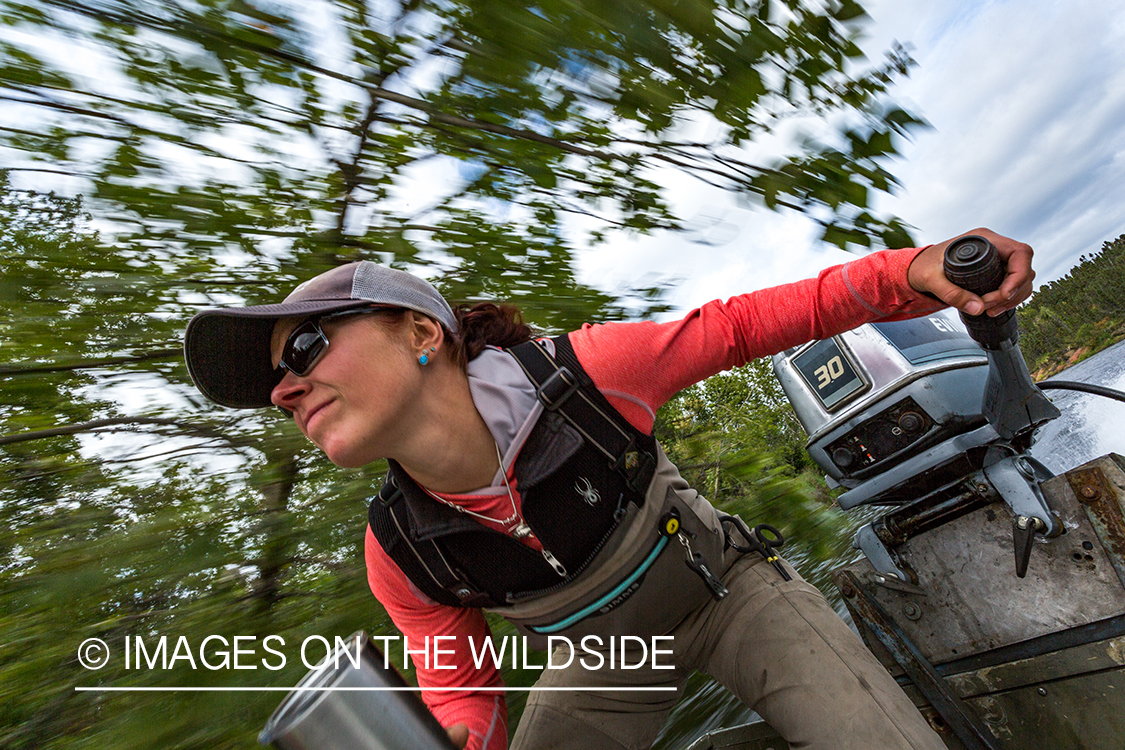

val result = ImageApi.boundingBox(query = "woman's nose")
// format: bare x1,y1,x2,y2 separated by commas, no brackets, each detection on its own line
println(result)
271,371,310,410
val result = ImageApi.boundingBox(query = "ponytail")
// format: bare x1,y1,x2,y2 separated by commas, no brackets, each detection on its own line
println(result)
447,302,534,367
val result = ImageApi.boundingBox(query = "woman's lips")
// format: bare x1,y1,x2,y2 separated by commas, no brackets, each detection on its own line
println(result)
302,399,332,434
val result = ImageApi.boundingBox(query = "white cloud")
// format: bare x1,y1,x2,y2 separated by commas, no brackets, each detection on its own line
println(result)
577,0,1125,320
865,0,1125,282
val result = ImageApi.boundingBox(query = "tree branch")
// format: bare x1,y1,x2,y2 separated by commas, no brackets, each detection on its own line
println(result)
0,348,182,376
0,416,254,450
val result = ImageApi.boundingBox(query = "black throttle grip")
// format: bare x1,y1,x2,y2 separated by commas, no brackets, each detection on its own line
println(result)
943,235,1018,350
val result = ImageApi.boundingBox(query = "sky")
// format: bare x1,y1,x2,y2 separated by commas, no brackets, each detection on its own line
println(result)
578,0,1125,318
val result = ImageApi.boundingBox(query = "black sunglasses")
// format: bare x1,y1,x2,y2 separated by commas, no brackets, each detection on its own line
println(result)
276,307,391,377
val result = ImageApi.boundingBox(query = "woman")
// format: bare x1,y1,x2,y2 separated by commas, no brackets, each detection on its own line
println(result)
184,229,1034,750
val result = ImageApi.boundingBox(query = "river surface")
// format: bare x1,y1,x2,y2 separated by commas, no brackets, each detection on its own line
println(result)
652,340,1125,750
1030,339,1125,469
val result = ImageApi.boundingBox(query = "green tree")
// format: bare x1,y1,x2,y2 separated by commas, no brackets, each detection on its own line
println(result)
1,0,922,271
1018,234,1125,376
0,176,442,749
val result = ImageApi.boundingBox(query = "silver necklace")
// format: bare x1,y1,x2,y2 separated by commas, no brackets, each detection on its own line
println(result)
426,442,533,539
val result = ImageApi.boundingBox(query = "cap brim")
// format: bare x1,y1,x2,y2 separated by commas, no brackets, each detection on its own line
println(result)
184,299,373,409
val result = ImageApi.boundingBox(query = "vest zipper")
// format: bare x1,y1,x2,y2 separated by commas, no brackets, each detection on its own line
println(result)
505,505,628,604
540,548,567,577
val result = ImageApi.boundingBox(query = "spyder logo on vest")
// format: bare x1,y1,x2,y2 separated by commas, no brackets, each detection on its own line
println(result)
575,477,601,506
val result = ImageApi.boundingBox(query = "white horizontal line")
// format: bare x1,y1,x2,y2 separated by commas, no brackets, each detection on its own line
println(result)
75,686,677,692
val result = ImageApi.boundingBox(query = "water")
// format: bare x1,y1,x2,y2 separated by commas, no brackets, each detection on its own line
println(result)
653,340,1125,750
1030,339,1125,470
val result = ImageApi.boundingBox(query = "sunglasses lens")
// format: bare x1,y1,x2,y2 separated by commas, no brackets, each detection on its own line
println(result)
282,323,327,375
278,307,388,376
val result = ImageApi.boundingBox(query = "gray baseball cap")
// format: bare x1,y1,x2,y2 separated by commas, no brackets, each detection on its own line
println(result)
184,262,457,409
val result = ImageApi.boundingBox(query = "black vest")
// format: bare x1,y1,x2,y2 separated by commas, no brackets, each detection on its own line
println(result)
367,335,657,609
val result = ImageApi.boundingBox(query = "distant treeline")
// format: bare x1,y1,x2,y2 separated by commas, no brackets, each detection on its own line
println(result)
1017,233,1125,378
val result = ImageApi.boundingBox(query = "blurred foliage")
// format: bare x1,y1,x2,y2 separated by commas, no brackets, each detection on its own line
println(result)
0,0,926,746
1018,234,1125,378
0,177,397,749
0,0,923,265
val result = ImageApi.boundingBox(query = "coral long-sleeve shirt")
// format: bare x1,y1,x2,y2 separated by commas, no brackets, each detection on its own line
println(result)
364,246,945,749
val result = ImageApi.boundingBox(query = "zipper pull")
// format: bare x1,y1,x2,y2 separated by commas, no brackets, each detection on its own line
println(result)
541,548,567,577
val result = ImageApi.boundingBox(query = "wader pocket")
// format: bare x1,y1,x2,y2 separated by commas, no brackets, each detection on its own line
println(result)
495,485,726,649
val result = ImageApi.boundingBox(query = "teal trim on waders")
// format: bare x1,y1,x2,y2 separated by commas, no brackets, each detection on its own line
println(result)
529,536,669,634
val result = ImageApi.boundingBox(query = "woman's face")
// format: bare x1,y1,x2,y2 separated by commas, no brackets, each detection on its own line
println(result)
269,312,422,467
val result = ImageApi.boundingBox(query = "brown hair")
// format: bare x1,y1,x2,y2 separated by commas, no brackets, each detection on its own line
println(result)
445,302,534,367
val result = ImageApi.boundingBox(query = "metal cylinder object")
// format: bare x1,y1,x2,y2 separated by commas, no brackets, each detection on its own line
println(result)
259,631,457,750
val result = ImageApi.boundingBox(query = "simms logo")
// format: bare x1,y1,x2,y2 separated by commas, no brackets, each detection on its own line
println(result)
597,580,642,615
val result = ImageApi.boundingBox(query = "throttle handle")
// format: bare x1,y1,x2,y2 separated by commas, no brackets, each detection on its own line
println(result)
942,235,1018,350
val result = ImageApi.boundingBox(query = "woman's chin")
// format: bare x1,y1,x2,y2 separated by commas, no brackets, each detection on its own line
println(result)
321,442,374,469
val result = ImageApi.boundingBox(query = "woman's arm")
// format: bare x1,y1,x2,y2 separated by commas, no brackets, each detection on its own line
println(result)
570,232,1035,433
364,526,509,750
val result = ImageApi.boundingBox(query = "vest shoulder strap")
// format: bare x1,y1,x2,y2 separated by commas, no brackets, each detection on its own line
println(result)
507,334,657,494
367,333,658,609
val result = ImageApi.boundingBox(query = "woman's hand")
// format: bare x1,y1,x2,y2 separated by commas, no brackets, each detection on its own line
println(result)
907,228,1035,317
447,723,470,749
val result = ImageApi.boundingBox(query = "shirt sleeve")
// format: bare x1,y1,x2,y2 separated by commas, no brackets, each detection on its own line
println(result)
569,246,946,433
365,526,509,750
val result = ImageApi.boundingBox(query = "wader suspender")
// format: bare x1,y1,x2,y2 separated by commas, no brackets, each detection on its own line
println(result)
368,334,658,609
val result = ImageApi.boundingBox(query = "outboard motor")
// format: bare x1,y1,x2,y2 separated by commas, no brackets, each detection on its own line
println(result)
773,236,1061,582
773,306,992,504
698,238,1125,750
